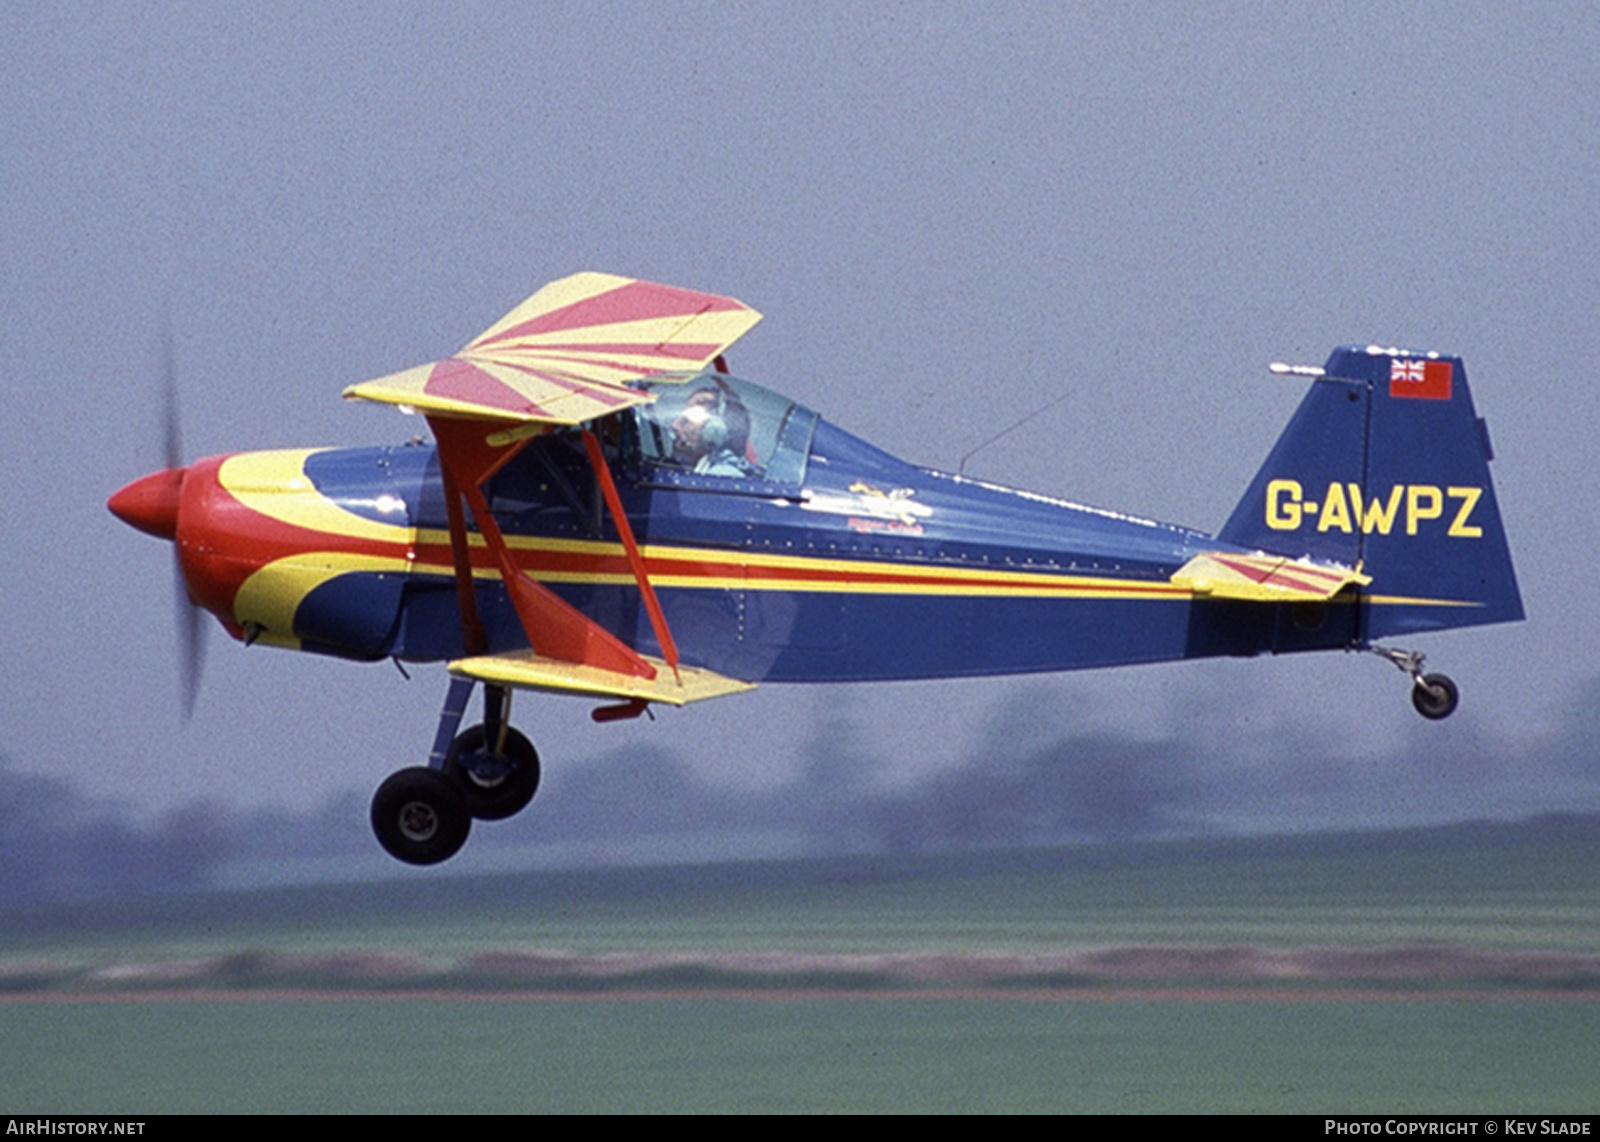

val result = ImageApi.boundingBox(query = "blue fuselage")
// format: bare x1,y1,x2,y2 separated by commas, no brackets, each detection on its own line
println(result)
290,409,1350,680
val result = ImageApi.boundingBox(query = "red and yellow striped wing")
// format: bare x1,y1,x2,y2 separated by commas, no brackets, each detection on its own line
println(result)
344,272,762,425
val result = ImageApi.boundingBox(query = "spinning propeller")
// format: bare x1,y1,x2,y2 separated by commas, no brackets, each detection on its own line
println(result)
108,326,206,717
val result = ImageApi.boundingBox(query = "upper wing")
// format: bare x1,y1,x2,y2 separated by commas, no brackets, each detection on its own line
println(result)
343,272,763,425
1171,551,1370,602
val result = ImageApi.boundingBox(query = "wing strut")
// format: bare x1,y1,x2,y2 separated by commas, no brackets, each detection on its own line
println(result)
581,428,680,680
437,459,488,657
429,415,656,680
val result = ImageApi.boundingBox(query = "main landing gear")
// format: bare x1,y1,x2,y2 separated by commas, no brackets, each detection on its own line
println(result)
370,678,543,865
1368,645,1460,722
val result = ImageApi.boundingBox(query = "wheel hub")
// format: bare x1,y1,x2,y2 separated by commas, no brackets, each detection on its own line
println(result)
398,800,440,842
459,749,513,786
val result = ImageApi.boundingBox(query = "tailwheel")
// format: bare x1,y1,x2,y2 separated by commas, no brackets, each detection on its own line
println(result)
1411,673,1460,721
1367,645,1461,721
371,767,471,865
444,724,541,821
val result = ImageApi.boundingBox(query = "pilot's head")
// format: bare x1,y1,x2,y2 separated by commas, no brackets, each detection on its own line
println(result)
671,386,749,466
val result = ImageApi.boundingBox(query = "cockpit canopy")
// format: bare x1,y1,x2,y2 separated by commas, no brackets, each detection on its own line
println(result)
627,374,819,486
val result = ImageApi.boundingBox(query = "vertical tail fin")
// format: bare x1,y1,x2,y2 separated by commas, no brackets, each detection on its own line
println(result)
1218,346,1523,638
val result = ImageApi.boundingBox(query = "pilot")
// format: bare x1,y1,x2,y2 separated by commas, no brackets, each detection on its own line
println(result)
671,385,757,477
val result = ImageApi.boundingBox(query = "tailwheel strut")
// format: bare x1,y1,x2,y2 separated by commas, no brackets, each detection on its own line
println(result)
1366,644,1460,721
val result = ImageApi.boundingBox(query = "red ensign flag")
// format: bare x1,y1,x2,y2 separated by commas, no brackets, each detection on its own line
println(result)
1389,358,1453,401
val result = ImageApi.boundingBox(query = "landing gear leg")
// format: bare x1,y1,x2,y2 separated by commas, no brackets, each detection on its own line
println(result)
369,677,543,865
444,684,541,821
1367,645,1460,721
426,675,477,770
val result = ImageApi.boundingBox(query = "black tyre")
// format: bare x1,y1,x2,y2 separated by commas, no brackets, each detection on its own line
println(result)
371,767,471,865
1411,673,1460,721
444,725,541,821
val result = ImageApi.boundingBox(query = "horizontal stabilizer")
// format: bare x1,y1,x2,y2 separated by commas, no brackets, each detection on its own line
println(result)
344,272,762,425
448,651,756,706
1171,551,1369,602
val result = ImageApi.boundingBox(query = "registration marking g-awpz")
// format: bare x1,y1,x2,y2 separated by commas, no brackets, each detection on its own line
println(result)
1265,480,1484,538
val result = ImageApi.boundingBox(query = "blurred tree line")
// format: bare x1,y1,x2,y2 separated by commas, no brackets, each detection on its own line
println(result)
3,675,1596,902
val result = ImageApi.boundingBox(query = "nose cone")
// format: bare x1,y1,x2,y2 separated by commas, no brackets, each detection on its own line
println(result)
108,468,186,539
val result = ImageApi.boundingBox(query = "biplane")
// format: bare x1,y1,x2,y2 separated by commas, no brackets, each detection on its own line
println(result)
109,273,1523,864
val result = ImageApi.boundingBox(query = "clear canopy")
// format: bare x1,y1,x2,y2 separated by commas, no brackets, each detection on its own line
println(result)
628,374,818,485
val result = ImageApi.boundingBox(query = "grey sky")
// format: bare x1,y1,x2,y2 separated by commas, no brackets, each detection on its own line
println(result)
4,3,1597,831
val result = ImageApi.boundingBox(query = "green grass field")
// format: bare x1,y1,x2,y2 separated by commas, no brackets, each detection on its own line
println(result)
3,995,1595,1114
3,829,1597,1112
